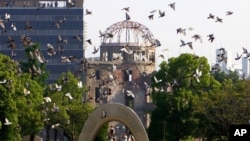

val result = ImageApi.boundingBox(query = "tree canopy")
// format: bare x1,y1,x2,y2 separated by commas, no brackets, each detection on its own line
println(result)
148,53,250,141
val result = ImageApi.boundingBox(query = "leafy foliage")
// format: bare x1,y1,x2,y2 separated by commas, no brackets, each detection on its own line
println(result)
148,53,221,141
0,54,44,140
42,72,94,141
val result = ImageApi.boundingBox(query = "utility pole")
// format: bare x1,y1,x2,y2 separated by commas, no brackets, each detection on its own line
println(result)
163,120,167,141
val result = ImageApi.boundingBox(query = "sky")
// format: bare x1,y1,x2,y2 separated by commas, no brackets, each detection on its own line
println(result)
83,0,250,69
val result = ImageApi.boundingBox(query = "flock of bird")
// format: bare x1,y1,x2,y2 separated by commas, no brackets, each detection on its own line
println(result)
85,2,235,71
81,2,236,101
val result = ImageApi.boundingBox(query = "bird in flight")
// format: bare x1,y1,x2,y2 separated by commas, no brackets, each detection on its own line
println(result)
192,34,202,43
92,45,99,54
125,12,131,20
4,118,12,125
25,20,32,31
11,23,17,31
5,13,10,21
0,19,7,33
207,34,215,42
148,14,154,20
101,111,107,118
73,34,82,42
176,28,186,36
159,54,164,59
235,52,242,60
0,79,7,84
193,68,202,82
226,11,233,15
122,7,129,12
168,3,176,11
86,39,92,45
180,39,186,47
158,10,165,17
85,9,92,15
215,17,223,23
65,93,73,100
126,90,135,98
207,13,215,19
44,97,52,103
186,42,193,50
154,76,162,83
121,44,133,54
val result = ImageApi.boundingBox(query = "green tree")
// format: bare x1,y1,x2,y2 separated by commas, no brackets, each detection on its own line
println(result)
42,72,94,141
0,54,44,140
148,53,220,141
15,73,44,138
199,79,250,140
212,70,239,83
0,56,21,140
19,43,48,86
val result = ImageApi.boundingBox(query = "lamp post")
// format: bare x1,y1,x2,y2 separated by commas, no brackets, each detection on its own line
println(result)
163,120,167,141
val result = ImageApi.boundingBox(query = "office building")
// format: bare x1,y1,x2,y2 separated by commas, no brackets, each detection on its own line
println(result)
0,0,84,83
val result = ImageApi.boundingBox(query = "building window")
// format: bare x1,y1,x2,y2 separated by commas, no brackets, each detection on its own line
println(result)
149,52,155,62
95,70,100,80
95,87,100,102
102,51,108,61
124,70,133,81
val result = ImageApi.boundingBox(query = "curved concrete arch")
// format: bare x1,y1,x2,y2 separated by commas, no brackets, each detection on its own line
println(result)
79,103,149,141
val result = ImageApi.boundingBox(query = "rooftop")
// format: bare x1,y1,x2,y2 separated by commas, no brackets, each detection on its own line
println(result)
0,0,84,8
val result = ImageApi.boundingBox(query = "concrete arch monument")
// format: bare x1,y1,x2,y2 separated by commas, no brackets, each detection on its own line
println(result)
78,103,149,141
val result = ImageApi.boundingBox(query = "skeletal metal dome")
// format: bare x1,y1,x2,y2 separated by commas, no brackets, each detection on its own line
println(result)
101,20,158,46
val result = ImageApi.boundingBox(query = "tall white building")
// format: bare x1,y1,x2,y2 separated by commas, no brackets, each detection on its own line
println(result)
242,57,250,78
215,49,233,72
